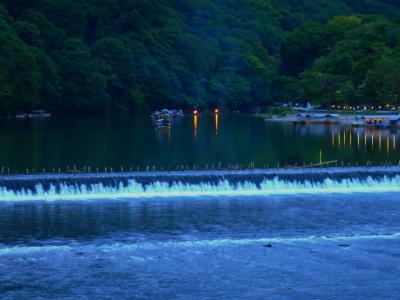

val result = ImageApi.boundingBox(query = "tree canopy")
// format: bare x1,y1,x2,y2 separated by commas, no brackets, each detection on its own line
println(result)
278,13,400,105
1,1,400,112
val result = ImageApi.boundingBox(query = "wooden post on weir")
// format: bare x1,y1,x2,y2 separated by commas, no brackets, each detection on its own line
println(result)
11,160,400,177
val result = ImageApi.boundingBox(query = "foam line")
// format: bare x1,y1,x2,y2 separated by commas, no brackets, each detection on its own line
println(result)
1,233,399,256
0,175,400,201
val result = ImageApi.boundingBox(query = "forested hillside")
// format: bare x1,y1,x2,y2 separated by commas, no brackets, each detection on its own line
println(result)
1,0,400,112
277,14,400,106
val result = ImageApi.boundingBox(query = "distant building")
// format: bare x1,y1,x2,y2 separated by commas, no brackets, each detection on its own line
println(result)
295,113,340,125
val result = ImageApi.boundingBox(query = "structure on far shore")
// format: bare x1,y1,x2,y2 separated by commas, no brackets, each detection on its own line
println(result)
294,113,341,125
351,115,400,128
270,112,400,128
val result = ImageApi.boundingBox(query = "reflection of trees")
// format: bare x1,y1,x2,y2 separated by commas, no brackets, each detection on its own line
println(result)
1,115,399,172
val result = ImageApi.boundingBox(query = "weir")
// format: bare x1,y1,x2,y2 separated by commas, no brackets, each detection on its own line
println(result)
0,166,400,201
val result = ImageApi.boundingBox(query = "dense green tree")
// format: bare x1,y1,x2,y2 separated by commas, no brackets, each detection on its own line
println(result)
277,12,400,106
0,7,41,110
365,50,400,104
58,38,111,110
280,22,329,76
1,1,400,112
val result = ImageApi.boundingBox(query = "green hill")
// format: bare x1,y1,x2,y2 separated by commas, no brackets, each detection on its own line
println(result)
1,1,400,112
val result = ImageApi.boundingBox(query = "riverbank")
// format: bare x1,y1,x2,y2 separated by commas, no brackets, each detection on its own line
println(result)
256,109,400,127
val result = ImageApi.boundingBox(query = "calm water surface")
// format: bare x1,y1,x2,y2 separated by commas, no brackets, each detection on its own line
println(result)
0,113,399,171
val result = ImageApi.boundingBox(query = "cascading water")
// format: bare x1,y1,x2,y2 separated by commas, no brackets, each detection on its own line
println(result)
2,167,400,299
1,167,400,201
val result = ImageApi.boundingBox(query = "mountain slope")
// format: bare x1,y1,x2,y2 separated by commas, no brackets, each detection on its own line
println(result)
0,0,399,112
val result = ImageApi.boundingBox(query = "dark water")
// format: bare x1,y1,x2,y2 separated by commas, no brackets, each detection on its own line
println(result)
1,113,400,171
2,114,400,299
1,194,400,299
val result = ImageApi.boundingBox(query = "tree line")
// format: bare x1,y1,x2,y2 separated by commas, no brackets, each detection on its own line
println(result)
277,14,400,106
1,0,400,112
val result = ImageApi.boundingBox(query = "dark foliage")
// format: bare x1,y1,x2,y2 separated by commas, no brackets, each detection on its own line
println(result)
1,1,399,112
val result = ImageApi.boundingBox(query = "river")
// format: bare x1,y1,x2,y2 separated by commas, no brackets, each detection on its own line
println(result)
0,113,399,171
1,114,400,299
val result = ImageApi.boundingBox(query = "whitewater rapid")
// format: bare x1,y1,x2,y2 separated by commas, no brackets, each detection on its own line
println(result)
0,174,400,201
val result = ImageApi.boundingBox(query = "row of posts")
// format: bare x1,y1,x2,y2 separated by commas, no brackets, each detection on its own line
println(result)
1,161,400,175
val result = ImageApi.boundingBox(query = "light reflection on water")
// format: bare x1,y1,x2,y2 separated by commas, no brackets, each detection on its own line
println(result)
1,114,400,170
328,126,398,153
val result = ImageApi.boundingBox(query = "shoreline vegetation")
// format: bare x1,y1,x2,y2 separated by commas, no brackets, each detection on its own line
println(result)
1,2,400,113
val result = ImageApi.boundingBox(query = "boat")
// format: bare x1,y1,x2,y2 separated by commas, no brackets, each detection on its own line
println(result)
155,118,171,128
28,110,51,118
15,113,28,119
151,111,161,119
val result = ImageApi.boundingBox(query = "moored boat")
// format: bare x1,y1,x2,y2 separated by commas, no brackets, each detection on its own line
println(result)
15,113,28,119
28,110,51,118
155,118,171,128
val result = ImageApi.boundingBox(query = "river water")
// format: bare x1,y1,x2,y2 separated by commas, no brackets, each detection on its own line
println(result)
1,114,400,299
1,190,400,299
0,113,400,171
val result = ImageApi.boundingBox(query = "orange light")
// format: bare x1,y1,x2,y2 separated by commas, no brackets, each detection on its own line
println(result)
194,115,198,139
214,108,219,114
215,113,219,134
193,109,198,115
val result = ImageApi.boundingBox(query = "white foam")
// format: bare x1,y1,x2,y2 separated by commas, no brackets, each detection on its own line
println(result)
0,176,400,201
1,233,399,256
